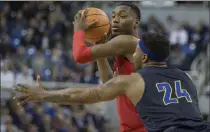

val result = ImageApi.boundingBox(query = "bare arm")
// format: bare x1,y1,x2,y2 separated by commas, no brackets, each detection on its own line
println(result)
95,34,113,83
73,31,137,64
90,35,137,59
38,88,89,105
40,73,143,105
96,59,113,83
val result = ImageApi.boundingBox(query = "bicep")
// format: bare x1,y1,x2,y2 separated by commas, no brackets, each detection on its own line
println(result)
90,35,137,60
90,43,117,59
95,75,134,101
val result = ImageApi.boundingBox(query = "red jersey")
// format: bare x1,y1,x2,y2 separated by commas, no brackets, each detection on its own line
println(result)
113,56,147,132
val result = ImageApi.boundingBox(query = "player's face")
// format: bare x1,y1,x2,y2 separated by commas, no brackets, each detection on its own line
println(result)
133,47,148,69
111,6,137,36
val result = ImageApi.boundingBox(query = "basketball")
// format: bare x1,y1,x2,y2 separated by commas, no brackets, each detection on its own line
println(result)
83,8,110,43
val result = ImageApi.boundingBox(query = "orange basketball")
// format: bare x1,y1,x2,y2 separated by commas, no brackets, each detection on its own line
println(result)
83,8,110,43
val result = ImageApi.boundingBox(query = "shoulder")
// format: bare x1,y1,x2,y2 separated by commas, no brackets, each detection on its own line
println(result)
119,73,144,87
125,73,145,105
175,68,191,78
130,73,144,85
128,73,145,96
111,73,143,86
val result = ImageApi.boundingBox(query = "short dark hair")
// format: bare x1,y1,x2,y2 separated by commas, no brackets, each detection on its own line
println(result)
118,3,141,21
141,32,170,61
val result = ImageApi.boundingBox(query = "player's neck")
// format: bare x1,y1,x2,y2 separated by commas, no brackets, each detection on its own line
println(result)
144,62,167,68
132,30,138,37
110,30,138,38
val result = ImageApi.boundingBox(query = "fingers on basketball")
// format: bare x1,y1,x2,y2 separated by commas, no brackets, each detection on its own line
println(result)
103,31,110,42
74,10,83,20
104,32,108,40
81,8,110,43
82,9,88,20
87,20,98,28
82,9,98,28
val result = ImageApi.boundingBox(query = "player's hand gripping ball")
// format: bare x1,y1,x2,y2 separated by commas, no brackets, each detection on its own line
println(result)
73,8,110,43
73,9,97,32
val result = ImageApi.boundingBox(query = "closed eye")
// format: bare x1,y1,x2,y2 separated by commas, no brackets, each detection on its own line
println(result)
120,16,126,19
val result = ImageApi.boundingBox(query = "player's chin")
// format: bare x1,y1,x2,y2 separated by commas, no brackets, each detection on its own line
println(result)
111,30,123,36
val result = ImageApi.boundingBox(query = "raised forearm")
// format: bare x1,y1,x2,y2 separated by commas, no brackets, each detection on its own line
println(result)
96,59,113,83
73,30,93,64
73,33,134,64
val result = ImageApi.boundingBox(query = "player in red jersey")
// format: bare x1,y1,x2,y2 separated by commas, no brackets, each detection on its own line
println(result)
14,3,147,132
72,3,147,132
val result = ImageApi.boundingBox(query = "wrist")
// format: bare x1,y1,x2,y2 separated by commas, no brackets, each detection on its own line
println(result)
40,90,51,101
74,30,85,34
95,38,106,44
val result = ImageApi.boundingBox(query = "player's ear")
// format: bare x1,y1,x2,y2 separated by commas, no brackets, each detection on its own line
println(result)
134,20,140,29
142,54,148,63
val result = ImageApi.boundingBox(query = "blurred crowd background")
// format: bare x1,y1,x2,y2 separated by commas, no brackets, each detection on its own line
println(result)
1,1,209,132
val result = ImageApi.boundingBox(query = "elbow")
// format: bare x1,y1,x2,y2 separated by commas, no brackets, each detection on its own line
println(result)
73,55,83,64
100,74,113,84
73,46,92,64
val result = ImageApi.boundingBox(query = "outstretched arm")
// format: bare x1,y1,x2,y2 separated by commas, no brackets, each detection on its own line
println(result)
14,73,144,105
73,31,137,64
40,75,130,104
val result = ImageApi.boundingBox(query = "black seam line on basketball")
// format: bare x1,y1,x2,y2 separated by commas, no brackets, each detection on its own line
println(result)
86,14,108,17
91,23,110,28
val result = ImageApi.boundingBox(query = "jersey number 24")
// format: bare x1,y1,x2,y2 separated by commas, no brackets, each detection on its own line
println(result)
156,80,192,105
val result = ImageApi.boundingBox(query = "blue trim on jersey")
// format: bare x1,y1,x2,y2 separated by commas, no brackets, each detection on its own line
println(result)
138,40,166,62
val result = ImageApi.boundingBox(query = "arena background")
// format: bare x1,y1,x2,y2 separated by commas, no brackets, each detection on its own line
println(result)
0,1,209,132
